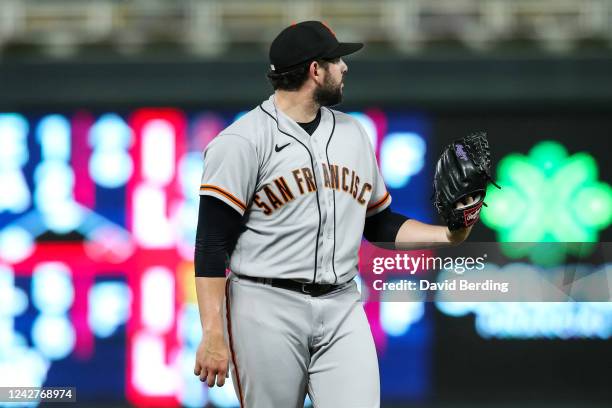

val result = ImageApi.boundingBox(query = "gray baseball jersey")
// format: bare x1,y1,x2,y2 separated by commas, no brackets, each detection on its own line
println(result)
199,94,391,284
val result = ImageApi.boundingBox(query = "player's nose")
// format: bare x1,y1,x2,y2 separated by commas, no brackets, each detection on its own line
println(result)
340,58,348,74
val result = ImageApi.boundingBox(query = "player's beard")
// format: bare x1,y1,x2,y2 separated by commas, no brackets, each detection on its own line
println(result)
314,74,343,107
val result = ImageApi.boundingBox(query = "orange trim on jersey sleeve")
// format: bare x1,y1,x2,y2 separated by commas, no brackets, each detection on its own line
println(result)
200,184,247,211
367,192,390,211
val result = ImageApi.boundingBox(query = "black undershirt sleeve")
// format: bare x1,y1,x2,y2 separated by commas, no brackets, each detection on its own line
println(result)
194,196,243,278
195,192,406,276
363,207,409,244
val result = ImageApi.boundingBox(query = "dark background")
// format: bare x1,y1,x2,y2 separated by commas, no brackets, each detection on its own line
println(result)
2,4,612,406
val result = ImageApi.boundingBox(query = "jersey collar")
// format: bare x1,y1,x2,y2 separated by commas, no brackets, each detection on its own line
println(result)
262,94,334,145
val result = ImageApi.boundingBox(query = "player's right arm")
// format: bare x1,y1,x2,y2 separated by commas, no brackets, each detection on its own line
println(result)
194,132,258,387
193,195,244,387
193,196,236,386
194,275,229,387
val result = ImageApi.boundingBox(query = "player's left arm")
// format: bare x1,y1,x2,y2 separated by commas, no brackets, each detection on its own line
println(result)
358,119,475,250
393,195,476,250
364,196,475,250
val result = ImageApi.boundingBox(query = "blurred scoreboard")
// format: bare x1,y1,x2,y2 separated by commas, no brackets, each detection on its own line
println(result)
0,108,432,407
1,108,611,406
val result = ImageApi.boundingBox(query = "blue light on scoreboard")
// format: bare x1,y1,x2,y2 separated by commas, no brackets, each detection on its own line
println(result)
0,108,432,407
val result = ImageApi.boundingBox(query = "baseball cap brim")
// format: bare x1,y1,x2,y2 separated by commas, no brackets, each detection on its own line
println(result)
323,42,364,59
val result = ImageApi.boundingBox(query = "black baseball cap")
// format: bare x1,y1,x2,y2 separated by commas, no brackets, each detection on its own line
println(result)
269,21,363,73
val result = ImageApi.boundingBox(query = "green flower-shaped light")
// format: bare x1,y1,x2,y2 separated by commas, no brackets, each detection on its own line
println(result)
481,141,612,264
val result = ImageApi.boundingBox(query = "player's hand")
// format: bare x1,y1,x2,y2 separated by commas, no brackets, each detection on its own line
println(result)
194,331,230,387
446,195,478,244
455,194,479,210
446,224,472,244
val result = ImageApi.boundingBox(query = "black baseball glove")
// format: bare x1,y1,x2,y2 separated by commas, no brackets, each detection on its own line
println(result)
433,131,500,231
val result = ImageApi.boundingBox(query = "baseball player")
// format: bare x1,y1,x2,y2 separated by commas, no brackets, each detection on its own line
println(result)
193,21,480,408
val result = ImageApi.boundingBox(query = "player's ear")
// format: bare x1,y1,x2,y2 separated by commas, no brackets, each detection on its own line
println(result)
310,60,324,82
309,60,318,76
